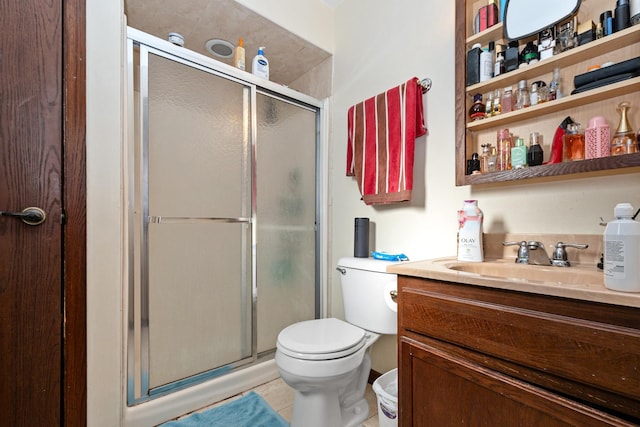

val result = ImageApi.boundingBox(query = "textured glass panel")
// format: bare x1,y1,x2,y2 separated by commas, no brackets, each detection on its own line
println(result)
256,94,318,353
147,53,249,218
147,222,251,388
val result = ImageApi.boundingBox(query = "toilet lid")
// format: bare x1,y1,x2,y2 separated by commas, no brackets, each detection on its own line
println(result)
277,318,366,360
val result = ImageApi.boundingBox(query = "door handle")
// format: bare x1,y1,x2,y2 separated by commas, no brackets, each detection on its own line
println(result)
0,207,46,226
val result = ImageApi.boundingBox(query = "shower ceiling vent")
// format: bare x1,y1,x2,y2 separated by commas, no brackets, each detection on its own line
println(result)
205,38,234,58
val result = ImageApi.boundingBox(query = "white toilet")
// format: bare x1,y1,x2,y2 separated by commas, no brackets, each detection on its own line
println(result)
275,257,399,427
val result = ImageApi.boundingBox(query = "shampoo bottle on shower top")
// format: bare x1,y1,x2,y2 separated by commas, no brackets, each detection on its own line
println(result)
252,46,269,80
457,200,484,262
234,38,246,71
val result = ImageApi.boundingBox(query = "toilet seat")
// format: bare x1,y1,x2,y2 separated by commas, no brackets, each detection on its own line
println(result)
277,318,366,361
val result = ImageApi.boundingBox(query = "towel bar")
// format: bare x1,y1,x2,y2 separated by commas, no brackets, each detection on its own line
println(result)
419,78,432,93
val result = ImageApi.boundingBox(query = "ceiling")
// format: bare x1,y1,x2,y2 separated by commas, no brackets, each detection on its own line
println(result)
124,0,332,86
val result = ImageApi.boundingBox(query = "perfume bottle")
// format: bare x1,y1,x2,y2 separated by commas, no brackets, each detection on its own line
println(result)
611,101,638,155
585,116,611,159
485,91,495,117
497,128,512,171
480,143,491,173
563,122,585,161
468,93,486,121
501,86,513,113
519,41,539,67
488,146,498,172
527,132,544,166
492,88,502,116
549,67,562,100
515,79,530,110
511,137,528,169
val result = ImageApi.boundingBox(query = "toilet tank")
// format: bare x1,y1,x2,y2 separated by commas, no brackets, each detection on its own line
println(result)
337,257,399,334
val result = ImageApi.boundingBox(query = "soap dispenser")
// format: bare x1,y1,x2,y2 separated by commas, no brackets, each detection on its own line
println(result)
252,46,269,80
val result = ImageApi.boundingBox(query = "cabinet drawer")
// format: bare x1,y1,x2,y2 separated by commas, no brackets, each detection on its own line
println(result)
401,287,640,400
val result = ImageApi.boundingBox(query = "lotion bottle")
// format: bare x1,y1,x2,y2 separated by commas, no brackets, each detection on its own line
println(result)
457,200,484,262
252,46,269,80
604,203,640,292
234,38,246,71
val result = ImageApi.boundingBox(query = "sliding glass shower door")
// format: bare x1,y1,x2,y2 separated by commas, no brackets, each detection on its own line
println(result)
126,30,320,405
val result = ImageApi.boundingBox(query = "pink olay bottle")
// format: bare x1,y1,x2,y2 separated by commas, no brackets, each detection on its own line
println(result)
585,116,611,159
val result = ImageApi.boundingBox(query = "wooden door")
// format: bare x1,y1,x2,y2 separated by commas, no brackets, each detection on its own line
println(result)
0,0,86,425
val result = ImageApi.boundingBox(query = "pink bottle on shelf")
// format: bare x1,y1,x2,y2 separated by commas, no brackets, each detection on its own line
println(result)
585,116,611,159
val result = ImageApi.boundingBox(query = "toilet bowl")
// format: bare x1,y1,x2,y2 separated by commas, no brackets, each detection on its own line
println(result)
275,257,399,427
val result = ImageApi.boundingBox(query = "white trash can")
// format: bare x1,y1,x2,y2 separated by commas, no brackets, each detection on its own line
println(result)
372,368,398,427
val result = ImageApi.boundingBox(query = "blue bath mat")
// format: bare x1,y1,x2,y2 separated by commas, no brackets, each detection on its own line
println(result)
160,391,289,427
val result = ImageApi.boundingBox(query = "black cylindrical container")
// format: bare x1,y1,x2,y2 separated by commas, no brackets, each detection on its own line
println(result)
354,217,370,258
615,0,631,32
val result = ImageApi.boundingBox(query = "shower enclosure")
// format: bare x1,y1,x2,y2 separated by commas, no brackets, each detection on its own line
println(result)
125,28,323,405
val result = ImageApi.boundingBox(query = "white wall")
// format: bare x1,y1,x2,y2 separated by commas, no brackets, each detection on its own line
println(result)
330,0,640,373
236,0,335,53
86,0,125,425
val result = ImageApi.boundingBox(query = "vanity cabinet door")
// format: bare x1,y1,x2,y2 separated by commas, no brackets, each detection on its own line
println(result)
399,337,632,427
397,275,640,425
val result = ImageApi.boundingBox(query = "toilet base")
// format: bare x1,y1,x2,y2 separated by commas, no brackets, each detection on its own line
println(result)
289,385,369,427
281,345,374,427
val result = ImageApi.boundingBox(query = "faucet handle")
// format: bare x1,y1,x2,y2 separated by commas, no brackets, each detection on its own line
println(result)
503,241,529,264
551,242,588,267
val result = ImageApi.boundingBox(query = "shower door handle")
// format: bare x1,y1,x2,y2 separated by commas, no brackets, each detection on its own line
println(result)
0,207,47,226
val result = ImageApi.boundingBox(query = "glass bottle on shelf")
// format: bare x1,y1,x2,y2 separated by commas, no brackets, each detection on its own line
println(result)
511,137,528,169
530,82,539,106
492,88,502,116
468,93,486,121
527,132,544,166
610,101,638,155
501,86,513,113
497,128,512,171
488,146,498,172
471,152,481,174
563,122,585,161
485,91,494,117
515,79,530,110
480,143,490,173
549,67,562,100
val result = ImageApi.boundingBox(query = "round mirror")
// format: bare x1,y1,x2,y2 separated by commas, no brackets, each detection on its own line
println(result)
504,0,581,40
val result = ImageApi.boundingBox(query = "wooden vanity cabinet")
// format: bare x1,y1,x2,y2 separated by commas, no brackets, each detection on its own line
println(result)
397,276,640,426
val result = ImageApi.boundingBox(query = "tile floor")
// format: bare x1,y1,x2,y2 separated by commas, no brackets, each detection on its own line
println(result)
177,377,381,426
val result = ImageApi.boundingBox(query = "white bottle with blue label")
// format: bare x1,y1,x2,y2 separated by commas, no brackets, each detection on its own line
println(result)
252,46,269,80
604,203,640,292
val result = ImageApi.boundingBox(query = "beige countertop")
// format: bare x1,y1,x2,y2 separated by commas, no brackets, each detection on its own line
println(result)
388,257,640,308
386,234,640,309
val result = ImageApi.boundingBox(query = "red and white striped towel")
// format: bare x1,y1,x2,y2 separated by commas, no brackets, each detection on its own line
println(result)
346,77,427,205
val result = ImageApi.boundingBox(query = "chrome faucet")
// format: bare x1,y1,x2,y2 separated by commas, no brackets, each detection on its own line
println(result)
550,242,589,267
503,240,588,267
503,241,551,265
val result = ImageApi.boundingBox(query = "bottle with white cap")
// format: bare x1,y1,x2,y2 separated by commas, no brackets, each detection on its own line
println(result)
603,203,640,292
252,46,269,80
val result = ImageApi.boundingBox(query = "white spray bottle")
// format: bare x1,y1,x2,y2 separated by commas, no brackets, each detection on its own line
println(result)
252,46,269,80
